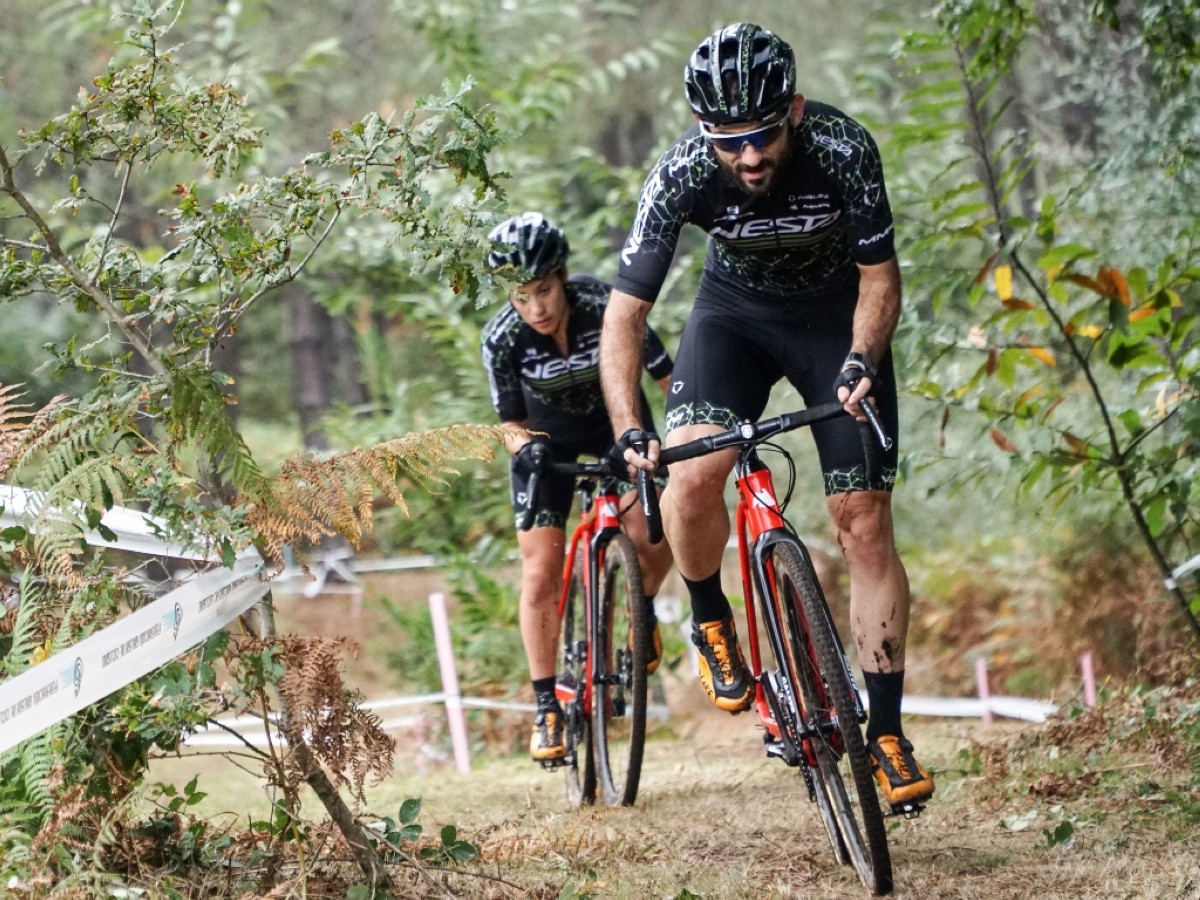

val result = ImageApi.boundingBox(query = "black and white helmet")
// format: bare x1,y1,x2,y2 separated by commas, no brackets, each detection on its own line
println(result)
487,212,569,281
683,23,796,127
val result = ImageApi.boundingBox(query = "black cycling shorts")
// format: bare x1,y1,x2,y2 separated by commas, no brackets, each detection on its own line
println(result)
663,291,899,495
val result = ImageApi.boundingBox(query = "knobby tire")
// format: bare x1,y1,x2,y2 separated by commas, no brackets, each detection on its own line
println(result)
592,533,648,807
560,556,595,807
768,540,893,895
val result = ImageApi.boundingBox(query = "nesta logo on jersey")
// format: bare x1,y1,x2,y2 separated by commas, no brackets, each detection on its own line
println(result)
521,346,600,381
710,210,841,241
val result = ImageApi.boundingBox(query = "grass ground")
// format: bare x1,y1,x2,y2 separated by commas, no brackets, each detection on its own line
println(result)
148,662,1200,899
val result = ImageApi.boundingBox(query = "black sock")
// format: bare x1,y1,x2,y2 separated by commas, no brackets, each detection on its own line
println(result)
645,593,657,627
532,675,558,711
863,670,905,742
683,570,731,623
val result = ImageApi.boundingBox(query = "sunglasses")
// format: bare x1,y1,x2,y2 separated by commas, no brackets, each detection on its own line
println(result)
699,119,788,154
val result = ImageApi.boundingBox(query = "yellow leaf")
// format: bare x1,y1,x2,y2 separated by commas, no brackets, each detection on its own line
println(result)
1027,347,1057,367
994,264,1013,300
1129,305,1156,322
1075,324,1103,338
1015,386,1045,408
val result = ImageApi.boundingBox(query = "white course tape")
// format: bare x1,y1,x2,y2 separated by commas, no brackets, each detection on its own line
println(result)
0,483,213,560
0,557,269,754
898,694,1058,723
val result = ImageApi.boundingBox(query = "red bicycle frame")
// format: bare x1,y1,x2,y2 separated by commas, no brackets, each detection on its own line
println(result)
735,463,788,735
734,457,841,768
553,479,625,718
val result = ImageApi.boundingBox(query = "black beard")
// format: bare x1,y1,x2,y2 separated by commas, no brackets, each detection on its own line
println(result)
717,158,776,198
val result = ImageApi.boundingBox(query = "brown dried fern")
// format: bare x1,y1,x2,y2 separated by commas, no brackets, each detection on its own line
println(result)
243,634,396,800
247,423,505,567
0,384,69,481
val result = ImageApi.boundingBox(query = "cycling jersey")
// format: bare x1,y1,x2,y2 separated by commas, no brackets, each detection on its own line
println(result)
613,100,900,494
481,274,673,527
614,100,895,307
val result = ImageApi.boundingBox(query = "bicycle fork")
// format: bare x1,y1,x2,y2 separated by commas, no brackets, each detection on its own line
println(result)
734,454,866,772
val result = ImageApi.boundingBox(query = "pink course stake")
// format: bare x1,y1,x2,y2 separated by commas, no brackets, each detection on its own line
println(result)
1080,651,1097,709
428,592,471,773
975,657,994,724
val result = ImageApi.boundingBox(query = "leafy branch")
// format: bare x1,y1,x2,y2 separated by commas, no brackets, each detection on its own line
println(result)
890,3,1200,643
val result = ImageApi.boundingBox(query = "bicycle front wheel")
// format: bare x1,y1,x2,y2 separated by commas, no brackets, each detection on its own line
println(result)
767,539,893,895
560,556,595,807
592,533,648,807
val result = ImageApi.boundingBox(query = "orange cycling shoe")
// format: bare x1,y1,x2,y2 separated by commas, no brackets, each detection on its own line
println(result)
868,735,935,805
691,614,754,713
530,707,566,762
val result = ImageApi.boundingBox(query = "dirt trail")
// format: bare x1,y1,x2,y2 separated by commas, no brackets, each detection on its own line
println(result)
195,570,1196,899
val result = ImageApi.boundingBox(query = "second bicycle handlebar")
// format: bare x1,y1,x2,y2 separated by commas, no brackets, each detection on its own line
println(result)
518,398,890,539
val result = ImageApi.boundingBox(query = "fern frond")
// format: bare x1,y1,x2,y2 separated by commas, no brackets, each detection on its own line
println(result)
4,569,48,674
16,731,56,821
0,386,70,482
255,634,396,798
247,423,504,566
167,366,268,497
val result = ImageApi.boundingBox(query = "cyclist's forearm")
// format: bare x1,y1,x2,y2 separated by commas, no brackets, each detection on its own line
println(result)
852,257,902,363
601,289,654,435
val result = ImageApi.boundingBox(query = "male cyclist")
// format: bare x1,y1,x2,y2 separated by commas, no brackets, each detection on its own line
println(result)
481,212,674,764
599,23,933,806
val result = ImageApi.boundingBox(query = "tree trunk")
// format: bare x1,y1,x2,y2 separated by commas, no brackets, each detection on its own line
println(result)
331,313,367,408
285,283,333,451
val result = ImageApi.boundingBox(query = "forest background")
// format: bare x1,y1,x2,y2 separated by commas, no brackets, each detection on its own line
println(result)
0,0,1197,896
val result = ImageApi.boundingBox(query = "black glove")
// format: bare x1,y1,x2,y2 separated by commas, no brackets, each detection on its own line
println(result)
512,439,550,478
608,427,659,477
832,351,878,398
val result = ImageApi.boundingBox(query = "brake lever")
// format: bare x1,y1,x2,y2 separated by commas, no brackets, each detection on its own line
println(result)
517,442,547,532
630,436,663,545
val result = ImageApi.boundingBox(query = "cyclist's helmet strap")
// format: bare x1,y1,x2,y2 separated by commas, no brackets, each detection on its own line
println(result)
683,22,796,128
487,212,569,281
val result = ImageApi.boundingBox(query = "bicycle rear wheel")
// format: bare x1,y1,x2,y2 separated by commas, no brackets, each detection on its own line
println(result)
559,556,595,807
767,539,893,895
592,533,648,807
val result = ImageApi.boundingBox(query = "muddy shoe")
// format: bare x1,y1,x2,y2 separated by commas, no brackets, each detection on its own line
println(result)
691,614,754,713
644,622,663,675
868,735,934,805
530,706,566,762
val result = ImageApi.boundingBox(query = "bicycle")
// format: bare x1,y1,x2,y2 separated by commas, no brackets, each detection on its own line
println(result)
645,398,920,896
520,446,658,807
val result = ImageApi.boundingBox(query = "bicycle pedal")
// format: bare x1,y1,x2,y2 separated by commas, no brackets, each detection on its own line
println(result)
884,800,925,820
762,736,789,760
537,755,571,772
